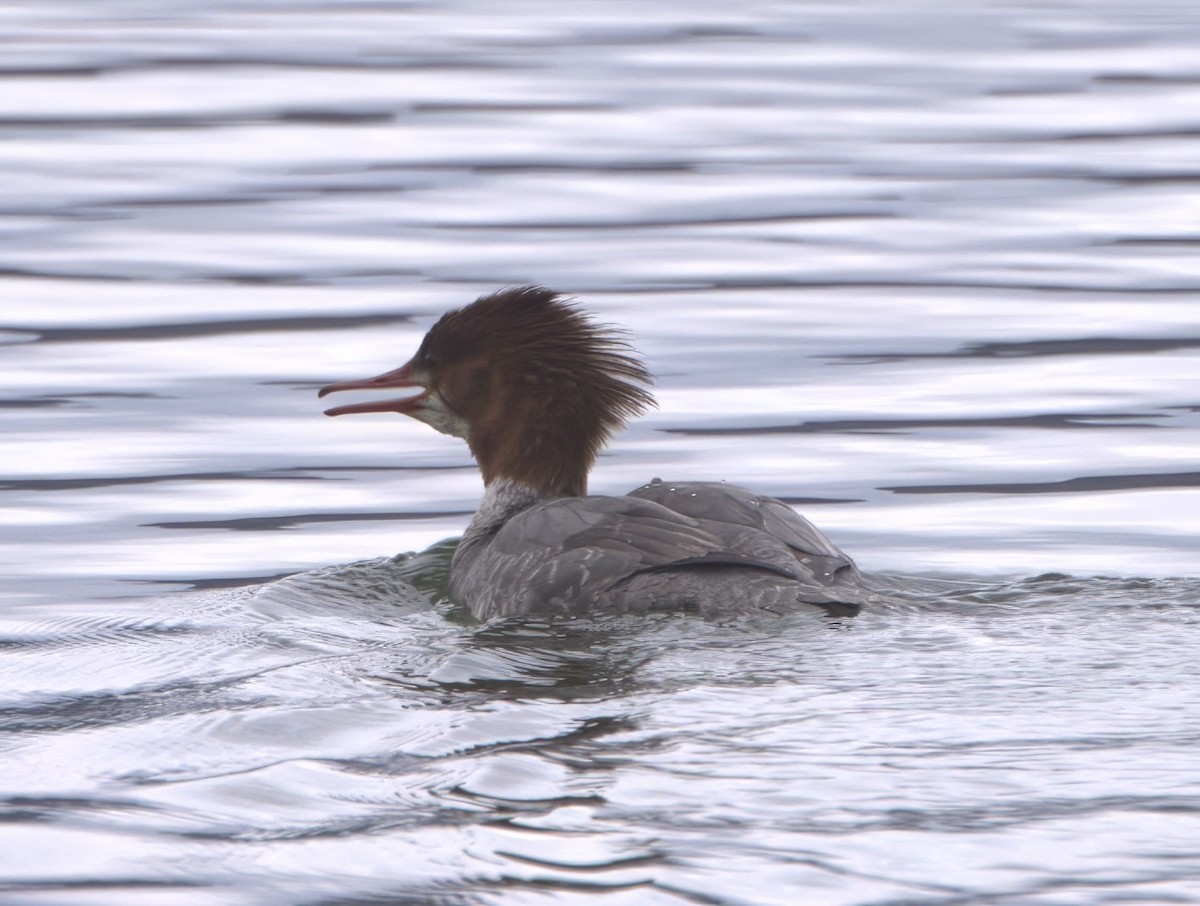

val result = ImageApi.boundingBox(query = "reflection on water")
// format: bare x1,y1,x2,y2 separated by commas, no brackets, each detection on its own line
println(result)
2,1,1199,903
4,570,1199,903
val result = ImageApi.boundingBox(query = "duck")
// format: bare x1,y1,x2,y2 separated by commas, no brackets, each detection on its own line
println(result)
319,286,873,620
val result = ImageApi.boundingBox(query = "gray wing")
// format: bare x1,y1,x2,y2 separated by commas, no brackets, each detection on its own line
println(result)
627,479,860,585
454,495,753,618
453,482,868,619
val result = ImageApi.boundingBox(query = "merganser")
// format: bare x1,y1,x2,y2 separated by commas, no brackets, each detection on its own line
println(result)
319,286,872,620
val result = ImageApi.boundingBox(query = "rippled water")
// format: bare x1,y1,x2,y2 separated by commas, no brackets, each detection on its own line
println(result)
2,2,1199,903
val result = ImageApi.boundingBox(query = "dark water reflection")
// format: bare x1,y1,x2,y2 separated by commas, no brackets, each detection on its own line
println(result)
2,1,1200,903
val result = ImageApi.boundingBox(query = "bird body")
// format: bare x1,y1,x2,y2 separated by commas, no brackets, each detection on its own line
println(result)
320,287,871,620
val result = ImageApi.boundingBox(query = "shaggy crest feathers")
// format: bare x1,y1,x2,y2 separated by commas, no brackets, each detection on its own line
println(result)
420,286,655,496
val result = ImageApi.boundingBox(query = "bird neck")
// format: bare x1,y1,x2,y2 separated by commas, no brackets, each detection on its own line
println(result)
466,376,600,497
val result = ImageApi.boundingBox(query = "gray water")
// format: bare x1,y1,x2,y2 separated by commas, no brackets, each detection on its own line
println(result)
2,1,1199,903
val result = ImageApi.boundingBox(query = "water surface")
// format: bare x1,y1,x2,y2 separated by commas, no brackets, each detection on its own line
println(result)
2,2,1199,903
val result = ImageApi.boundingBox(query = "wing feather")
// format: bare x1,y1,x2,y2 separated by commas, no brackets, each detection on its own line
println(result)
454,481,868,618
